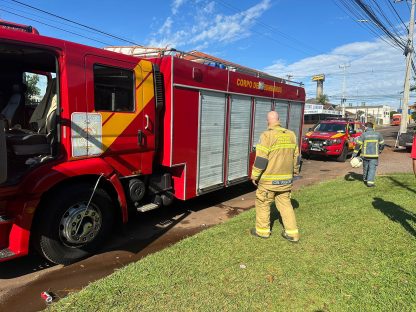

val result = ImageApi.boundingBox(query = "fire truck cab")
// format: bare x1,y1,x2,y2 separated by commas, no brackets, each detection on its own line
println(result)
0,21,305,264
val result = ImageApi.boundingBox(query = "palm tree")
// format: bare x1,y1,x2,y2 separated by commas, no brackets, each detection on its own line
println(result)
317,94,329,105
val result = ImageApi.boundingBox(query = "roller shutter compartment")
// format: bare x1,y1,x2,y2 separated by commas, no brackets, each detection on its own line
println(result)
227,95,251,182
252,98,272,147
198,91,226,191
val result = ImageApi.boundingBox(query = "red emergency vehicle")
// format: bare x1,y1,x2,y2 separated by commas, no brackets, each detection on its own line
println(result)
391,113,401,126
0,21,305,264
301,118,363,162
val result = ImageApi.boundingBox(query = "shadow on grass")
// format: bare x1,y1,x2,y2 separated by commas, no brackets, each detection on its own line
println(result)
345,171,363,181
387,176,416,195
372,197,416,238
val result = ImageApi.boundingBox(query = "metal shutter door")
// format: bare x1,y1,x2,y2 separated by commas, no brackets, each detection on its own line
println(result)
252,98,272,146
288,102,303,140
275,101,289,128
198,91,226,191
228,95,251,182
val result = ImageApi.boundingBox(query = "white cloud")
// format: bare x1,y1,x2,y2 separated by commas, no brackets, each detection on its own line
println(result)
158,17,173,35
264,39,409,108
172,0,187,14
149,0,271,49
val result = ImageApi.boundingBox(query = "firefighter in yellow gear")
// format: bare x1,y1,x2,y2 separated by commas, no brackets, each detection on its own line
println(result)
251,111,300,242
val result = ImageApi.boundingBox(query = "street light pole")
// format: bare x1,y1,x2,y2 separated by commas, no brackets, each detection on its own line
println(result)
399,0,415,134
339,63,350,117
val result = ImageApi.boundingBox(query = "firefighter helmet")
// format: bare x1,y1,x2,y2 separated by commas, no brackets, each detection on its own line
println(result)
350,157,363,168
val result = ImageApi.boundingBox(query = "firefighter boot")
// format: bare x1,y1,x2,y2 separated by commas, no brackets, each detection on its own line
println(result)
275,191,299,242
254,187,275,238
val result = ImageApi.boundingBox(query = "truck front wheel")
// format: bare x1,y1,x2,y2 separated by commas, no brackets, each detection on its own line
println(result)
336,145,348,162
33,183,114,265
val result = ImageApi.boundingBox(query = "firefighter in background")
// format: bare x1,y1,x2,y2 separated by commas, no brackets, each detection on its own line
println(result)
251,111,300,242
352,122,384,187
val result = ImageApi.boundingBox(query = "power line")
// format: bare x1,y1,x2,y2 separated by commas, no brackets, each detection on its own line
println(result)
8,0,142,46
0,0,107,38
0,8,112,46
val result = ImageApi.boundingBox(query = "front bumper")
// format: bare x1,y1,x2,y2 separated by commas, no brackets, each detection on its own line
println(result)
301,143,345,156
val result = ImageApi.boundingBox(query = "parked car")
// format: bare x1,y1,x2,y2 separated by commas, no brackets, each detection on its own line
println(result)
301,118,363,162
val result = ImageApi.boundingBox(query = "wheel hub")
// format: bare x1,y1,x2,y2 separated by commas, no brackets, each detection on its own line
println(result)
59,202,102,246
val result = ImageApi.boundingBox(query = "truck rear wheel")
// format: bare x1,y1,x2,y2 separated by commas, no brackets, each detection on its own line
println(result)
336,145,348,162
33,183,114,265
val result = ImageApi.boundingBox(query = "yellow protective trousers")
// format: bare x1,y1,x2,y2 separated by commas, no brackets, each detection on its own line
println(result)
255,185,299,238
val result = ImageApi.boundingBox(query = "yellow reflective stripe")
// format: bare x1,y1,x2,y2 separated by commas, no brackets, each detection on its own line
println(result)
270,143,296,151
256,228,271,234
252,168,262,178
256,144,270,153
261,174,293,181
379,140,384,144
285,229,299,235
356,140,363,144
367,181,375,184
365,139,379,143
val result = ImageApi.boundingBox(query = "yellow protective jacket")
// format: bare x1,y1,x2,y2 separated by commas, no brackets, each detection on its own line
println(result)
251,122,300,192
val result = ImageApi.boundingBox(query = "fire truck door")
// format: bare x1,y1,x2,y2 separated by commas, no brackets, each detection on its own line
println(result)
84,56,154,173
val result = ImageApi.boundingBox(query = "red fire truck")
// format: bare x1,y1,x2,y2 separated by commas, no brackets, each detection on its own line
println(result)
0,21,305,264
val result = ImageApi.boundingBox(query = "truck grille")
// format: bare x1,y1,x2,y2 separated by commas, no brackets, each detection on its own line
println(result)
309,139,325,145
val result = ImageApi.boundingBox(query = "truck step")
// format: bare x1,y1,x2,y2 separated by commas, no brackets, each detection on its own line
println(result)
0,248,15,259
137,203,160,213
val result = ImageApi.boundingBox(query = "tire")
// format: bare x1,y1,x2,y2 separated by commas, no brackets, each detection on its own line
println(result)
33,183,114,265
301,152,310,159
336,145,348,162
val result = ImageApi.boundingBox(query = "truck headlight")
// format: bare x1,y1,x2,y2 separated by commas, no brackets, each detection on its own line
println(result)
326,139,342,145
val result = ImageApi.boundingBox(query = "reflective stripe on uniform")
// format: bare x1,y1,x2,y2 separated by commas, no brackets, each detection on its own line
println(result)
285,229,299,235
252,167,262,178
256,227,271,237
256,144,269,153
261,174,293,181
270,143,296,151
367,181,375,185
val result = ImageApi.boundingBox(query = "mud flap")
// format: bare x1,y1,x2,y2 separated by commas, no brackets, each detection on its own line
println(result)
0,120,7,184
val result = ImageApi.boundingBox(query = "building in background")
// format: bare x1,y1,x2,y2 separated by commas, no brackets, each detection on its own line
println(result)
304,99,341,124
344,105,392,125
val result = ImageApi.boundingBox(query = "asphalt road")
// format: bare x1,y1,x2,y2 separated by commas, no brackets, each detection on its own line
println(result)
0,125,412,312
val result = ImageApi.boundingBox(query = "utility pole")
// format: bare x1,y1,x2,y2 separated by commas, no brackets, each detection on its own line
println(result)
339,63,350,117
399,0,415,134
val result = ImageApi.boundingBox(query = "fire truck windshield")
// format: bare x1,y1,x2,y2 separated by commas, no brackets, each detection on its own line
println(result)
314,123,346,133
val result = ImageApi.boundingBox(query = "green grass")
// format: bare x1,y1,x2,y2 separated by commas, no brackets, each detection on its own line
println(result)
50,174,416,312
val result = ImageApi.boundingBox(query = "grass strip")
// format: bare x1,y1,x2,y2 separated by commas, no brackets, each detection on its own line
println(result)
50,174,416,312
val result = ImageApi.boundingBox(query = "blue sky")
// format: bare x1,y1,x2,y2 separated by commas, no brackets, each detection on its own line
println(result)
0,0,413,108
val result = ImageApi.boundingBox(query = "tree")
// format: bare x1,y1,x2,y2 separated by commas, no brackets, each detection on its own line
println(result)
390,111,398,119
24,73,41,102
317,94,329,105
